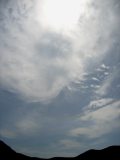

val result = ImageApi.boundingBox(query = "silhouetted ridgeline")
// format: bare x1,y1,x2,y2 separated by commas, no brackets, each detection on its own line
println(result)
0,140,120,160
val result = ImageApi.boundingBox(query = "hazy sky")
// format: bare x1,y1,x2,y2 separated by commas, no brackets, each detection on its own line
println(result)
0,0,120,158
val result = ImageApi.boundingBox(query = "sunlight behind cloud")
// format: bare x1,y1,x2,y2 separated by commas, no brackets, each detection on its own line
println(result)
0,0,119,103
36,0,89,32
0,0,120,158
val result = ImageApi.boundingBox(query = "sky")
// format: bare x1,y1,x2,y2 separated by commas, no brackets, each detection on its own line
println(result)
0,0,120,158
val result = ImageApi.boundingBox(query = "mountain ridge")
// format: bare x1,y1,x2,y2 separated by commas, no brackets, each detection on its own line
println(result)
0,140,120,160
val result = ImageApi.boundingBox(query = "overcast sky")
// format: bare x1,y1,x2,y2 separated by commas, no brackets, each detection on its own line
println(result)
0,0,120,158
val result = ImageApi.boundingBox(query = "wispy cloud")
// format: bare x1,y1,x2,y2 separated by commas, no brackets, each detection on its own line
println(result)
70,100,120,138
95,67,120,96
95,76,113,96
0,0,119,103
16,116,40,135
87,98,114,110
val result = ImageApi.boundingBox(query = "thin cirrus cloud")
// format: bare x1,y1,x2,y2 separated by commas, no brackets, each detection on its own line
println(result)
0,1,120,157
95,66,120,97
70,100,120,138
0,0,119,103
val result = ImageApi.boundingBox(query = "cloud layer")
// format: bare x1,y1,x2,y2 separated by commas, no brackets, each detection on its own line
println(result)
0,1,120,157
0,0,120,102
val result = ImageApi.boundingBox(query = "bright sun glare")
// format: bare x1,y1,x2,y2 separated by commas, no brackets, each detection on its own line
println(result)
37,0,88,32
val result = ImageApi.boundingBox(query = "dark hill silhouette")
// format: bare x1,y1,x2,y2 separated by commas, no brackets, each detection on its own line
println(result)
0,140,120,160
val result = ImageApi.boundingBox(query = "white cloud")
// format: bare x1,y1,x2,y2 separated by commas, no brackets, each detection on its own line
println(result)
101,64,109,69
0,0,119,102
82,100,120,122
92,77,99,81
104,72,109,76
87,98,114,109
96,67,119,96
70,100,120,138
96,78,112,96
90,84,100,89
96,64,110,73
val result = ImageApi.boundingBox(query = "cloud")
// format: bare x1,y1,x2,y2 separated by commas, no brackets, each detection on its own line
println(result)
59,139,81,150
0,129,16,139
92,77,99,81
95,76,113,96
95,66,120,96
16,116,40,135
87,98,114,109
0,0,120,102
101,64,109,70
70,100,120,138
0,105,43,138
96,64,110,72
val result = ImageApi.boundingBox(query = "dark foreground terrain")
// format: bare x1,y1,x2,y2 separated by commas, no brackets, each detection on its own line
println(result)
0,140,120,160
